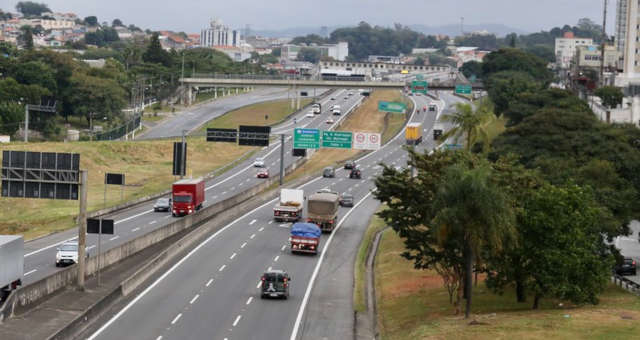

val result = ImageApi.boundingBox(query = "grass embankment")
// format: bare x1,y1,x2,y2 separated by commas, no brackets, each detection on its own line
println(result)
285,90,404,183
381,92,413,144
354,209,388,313
204,98,312,130
375,229,640,340
0,140,255,239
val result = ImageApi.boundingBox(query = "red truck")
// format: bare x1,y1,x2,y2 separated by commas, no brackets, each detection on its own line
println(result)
172,178,205,217
289,223,321,254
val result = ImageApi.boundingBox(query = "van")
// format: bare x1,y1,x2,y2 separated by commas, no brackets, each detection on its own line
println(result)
260,270,291,299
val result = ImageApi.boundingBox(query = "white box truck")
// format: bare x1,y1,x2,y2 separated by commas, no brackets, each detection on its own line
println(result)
1,235,24,297
274,189,304,222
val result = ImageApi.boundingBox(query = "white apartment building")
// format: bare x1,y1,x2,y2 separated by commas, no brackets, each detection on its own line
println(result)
281,42,348,61
200,19,241,47
555,32,593,69
615,0,640,86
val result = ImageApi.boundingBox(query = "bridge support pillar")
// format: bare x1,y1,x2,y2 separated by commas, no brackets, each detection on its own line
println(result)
214,87,217,98
296,89,301,110
236,88,238,94
290,84,295,109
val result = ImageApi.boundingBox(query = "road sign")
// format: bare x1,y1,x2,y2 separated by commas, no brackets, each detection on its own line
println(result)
172,142,186,176
87,218,114,234
207,128,237,143
238,125,270,146
321,131,352,149
455,84,472,95
378,101,407,113
293,128,320,149
105,173,124,185
411,80,428,94
353,132,381,150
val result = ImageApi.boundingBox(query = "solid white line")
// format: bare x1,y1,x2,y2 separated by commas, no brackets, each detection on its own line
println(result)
233,315,242,327
281,245,286,251
230,253,237,260
241,242,247,248
249,219,256,225
246,297,253,305
219,264,226,272
258,227,264,232
171,313,182,325
115,209,155,225
24,269,37,276
190,294,199,304
250,234,256,239
206,278,213,287
149,220,157,225
289,192,373,340
87,245,96,250
109,236,120,241
132,227,140,232
274,255,280,262
24,236,78,257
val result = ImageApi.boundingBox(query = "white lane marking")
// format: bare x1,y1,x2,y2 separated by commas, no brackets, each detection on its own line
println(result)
212,195,218,199
109,236,120,241
250,234,256,239
331,182,336,185
274,255,280,262
230,253,237,260
164,216,171,219
239,183,244,186
25,236,79,257
241,242,247,248
281,245,286,251
249,219,256,225
149,221,157,225
279,224,289,228
290,191,373,340
268,266,272,271
171,313,182,325
230,187,235,191
233,315,242,327
246,297,253,305
115,209,155,225
219,264,226,272
258,227,264,232
87,245,96,250
132,227,140,232
24,269,37,276
206,278,214,287
156,336,163,340
190,294,199,304
268,221,273,224
222,191,227,195
256,281,262,289
246,178,251,182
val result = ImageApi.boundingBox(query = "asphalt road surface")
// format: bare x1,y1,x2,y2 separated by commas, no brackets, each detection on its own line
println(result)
19,89,358,285
140,87,324,139
84,92,460,340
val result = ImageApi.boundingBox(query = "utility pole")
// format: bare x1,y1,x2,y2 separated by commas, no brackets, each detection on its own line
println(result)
600,0,608,87
181,52,185,104
181,130,187,179
279,134,285,186
77,170,88,290
24,105,28,142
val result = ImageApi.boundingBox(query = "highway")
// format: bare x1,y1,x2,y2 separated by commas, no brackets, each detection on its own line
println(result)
83,91,460,340
615,220,640,283
140,87,324,139
19,89,359,285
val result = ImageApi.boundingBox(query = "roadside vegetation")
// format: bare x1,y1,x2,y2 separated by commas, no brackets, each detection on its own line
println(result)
372,46,640,337
0,139,255,239
354,210,388,313
204,98,312,130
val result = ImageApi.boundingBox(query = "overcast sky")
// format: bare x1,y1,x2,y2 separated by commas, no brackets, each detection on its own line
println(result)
5,0,615,34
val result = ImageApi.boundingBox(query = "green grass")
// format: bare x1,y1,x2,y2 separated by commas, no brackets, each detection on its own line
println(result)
0,139,256,239
375,229,640,340
203,98,312,130
354,209,388,312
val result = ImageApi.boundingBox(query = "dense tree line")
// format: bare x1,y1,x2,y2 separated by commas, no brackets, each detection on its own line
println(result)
374,48,635,317
15,1,50,17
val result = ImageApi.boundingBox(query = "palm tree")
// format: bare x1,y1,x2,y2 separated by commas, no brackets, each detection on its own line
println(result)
439,98,505,153
431,162,515,318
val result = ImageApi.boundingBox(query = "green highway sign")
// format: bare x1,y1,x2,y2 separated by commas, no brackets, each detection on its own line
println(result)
321,131,352,149
411,80,428,94
293,128,320,149
455,84,472,95
415,74,424,81
378,101,407,113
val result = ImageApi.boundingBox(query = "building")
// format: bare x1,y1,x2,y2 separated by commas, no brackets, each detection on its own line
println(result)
367,55,402,64
614,0,640,86
555,32,593,69
281,42,348,61
200,19,242,47
574,45,620,70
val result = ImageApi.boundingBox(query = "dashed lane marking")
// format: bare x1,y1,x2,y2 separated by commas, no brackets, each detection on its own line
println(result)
250,234,256,239
230,253,237,260
219,265,226,272
24,269,37,276
246,297,253,305
190,294,199,304
232,315,242,327
241,242,247,248
171,313,182,325
249,219,256,225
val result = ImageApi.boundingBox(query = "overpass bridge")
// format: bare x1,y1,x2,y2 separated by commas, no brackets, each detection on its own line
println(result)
178,74,483,105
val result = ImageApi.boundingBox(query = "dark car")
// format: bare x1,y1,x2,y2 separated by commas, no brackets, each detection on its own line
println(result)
349,168,362,179
153,198,171,212
322,167,335,178
260,270,291,299
339,194,354,207
615,257,637,276
344,160,356,169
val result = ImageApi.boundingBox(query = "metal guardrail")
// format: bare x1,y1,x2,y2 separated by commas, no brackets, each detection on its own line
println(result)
612,274,640,295
95,114,142,141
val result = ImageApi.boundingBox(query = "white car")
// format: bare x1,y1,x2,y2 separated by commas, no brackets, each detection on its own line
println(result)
253,157,265,167
331,104,341,111
326,118,335,124
55,241,87,267
306,112,315,118
332,109,341,115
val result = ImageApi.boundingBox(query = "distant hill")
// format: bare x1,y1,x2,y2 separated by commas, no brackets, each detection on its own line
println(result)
251,23,527,39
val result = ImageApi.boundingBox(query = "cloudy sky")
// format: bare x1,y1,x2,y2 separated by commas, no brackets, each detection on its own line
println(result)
5,0,615,34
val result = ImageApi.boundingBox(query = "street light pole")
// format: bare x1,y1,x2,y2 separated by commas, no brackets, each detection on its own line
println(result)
24,104,29,142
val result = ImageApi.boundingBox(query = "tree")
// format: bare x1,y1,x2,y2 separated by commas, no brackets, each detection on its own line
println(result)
455,33,498,50
290,34,329,45
19,25,34,50
84,16,98,27
431,161,515,318
460,61,483,79
297,48,321,63
143,33,172,67
482,48,553,85
414,56,425,66
595,86,623,109
484,71,542,114
112,18,123,27
11,60,57,93
67,73,127,125
0,101,24,135
439,98,499,153
15,1,51,17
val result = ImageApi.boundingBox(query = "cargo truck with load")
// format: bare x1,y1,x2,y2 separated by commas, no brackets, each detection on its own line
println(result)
289,222,321,254
274,189,304,222
307,191,340,232
1,235,23,300
172,178,205,217
405,122,423,145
